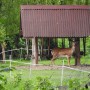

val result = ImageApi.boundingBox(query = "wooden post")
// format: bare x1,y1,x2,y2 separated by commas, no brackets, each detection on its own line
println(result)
48,38,50,56
74,38,80,66
26,38,29,56
68,38,72,48
83,37,86,56
62,38,65,48
32,37,38,64
41,38,44,58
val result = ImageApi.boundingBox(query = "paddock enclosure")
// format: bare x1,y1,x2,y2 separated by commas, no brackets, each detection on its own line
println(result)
0,47,90,89
20,5,90,65
0,5,90,90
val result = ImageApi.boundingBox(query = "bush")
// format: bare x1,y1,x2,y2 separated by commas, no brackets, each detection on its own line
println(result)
0,73,90,90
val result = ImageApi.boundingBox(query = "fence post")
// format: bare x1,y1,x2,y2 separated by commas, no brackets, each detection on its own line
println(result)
9,55,12,77
61,59,64,86
20,47,22,60
29,62,32,78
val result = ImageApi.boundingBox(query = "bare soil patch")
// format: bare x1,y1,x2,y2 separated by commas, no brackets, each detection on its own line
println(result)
16,65,62,70
16,64,90,71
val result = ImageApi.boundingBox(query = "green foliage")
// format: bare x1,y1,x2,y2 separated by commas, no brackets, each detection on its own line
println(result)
0,74,7,90
35,76,53,90
0,73,54,90
0,73,90,90
64,77,90,90
0,23,6,43
0,61,90,90
0,0,90,54
13,73,22,87
24,80,34,90
86,37,90,48
68,78,81,89
1,0,20,36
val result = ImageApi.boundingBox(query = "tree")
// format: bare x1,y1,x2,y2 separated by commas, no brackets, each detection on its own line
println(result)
0,23,6,62
0,0,90,61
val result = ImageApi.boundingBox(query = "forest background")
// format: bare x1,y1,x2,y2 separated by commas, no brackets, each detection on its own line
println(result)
0,0,90,60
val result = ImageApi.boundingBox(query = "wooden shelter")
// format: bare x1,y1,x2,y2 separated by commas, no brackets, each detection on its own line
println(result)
20,5,90,65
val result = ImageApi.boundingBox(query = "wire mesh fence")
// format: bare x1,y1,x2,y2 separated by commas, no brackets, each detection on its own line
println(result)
0,48,90,89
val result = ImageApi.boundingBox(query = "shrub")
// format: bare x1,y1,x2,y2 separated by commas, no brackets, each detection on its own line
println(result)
0,74,7,90
35,77,54,90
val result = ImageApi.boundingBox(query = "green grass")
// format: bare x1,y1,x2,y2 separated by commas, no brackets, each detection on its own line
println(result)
1,67,89,86
1,55,90,66
0,56,90,89
39,58,75,65
39,56,90,65
0,60,90,85
0,69,89,90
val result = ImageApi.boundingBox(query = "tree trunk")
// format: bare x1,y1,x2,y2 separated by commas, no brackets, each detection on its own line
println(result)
54,38,58,47
25,38,29,59
48,38,50,56
32,37,38,65
74,38,80,66
62,38,65,48
1,43,6,63
41,38,44,58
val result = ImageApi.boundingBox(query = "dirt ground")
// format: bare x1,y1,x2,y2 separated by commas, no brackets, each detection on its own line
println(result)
16,64,90,71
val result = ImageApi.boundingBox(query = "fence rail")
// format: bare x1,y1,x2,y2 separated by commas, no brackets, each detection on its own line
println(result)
0,48,90,89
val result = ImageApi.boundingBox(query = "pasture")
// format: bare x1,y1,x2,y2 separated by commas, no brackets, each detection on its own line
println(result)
0,56,90,90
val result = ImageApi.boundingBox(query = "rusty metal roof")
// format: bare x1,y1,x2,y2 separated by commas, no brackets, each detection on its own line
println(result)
20,5,90,38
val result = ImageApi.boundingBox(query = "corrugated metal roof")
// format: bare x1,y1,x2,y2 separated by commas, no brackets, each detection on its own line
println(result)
20,5,90,38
